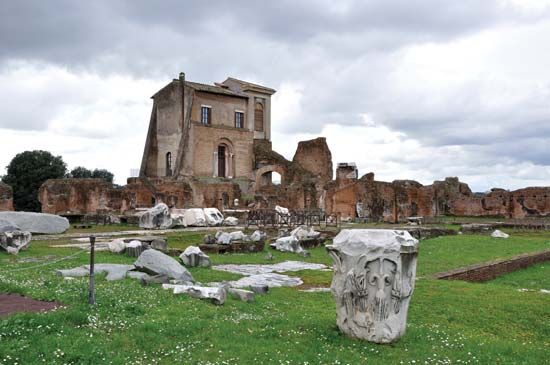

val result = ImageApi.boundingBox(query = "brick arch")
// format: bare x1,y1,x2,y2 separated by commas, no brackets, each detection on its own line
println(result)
255,164,286,190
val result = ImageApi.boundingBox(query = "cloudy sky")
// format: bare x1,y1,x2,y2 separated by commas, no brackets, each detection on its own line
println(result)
1,0,549,192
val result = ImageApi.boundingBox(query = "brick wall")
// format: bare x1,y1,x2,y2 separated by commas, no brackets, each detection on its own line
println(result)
434,250,550,282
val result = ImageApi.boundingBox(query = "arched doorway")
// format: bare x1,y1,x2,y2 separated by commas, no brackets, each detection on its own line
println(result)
213,139,234,178
218,145,226,177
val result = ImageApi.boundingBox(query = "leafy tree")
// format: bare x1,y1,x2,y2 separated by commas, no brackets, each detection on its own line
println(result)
2,150,67,212
69,166,93,178
91,169,114,183
67,166,114,183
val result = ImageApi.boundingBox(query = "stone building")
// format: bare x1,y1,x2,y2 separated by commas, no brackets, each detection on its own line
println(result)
40,74,333,213
140,73,275,180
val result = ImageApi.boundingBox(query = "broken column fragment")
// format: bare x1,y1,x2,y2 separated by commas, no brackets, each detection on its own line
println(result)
326,229,419,344
139,203,173,229
180,246,211,268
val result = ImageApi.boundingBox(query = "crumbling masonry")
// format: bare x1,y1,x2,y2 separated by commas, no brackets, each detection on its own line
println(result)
9,73,548,221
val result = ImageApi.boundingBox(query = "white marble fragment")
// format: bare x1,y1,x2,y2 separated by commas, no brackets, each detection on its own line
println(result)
229,273,303,288
139,204,173,229
213,260,327,276
108,238,126,254
326,229,419,344
223,216,239,226
162,284,226,305
180,245,211,267
491,230,509,238
204,208,224,226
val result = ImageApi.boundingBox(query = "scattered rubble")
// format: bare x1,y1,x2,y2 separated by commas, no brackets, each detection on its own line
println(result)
0,230,32,255
491,229,510,239
204,208,224,226
134,249,194,282
228,288,255,302
151,238,168,252
108,238,126,254
223,216,239,226
250,285,269,294
163,284,227,305
182,209,207,227
180,246,211,268
270,225,320,255
213,261,328,276
139,203,173,229
57,264,135,281
229,273,303,288
0,212,69,234
0,219,20,233
125,240,146,257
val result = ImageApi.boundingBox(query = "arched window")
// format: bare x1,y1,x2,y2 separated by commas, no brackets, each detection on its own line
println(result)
166,152,172,176
254,102,264,132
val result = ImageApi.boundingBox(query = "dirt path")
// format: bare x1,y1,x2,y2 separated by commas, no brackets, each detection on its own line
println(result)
0,293,62,317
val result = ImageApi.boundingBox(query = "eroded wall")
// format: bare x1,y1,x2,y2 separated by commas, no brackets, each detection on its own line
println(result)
0,182,14,211
325,173,550,222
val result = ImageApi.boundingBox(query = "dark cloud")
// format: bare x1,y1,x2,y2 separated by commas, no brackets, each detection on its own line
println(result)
0,0,549,189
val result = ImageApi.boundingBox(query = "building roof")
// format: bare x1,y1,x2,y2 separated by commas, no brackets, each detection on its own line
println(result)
152,79,249,99
222,77,276,95
185,80,248,98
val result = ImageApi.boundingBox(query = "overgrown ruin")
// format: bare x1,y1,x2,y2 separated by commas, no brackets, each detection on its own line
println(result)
1,73,548,221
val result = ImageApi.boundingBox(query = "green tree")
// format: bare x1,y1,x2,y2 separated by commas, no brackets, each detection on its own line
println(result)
91,168,114,183
2,150,67,212
69,166,93,178
67,166,114,183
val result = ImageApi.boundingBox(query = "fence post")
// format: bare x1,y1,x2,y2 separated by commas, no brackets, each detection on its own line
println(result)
88,235,96,305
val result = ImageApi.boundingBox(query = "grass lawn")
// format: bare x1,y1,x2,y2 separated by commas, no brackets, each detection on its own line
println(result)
488,263,550,291
0,230,549,364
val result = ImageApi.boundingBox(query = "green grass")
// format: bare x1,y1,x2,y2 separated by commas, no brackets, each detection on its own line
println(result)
1,231,549,364
488,263,550,290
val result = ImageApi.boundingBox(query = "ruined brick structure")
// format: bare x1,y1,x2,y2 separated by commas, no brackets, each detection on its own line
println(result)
37,73,550,220
325,171,550,222
0,182,14,211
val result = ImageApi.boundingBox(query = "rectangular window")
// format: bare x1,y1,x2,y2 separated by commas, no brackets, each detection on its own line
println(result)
201,106,211,125
235,111,244,128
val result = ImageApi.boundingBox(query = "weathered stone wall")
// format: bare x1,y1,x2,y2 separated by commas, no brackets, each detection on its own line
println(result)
39,177,241,214
0,182,14,211
39,179,123,215
190,91,248,129
325,174,550,221
190,123,254,178
292,137,333,184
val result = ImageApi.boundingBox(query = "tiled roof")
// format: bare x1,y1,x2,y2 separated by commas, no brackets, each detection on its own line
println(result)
223,77,276,94
185,81,248,98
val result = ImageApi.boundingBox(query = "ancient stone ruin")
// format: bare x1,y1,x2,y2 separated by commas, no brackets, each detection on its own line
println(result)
0,73,546,221
0,182,13,211
326,229,419,343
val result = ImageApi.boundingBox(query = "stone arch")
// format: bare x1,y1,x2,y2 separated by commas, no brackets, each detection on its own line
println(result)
213,138,235,178
255,164,286,190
